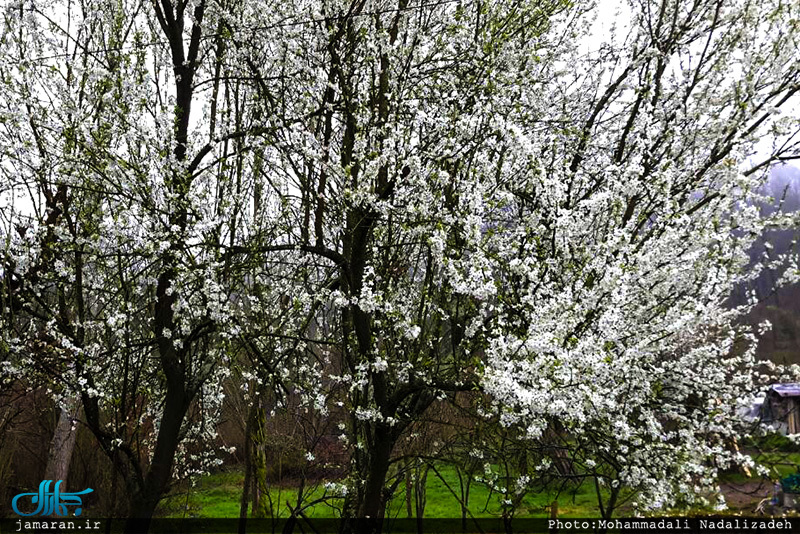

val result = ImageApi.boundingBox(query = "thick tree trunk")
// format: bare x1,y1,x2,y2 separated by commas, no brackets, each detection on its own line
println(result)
358,428,394,529
339,425,396,534
124,386,189,534
240,393,269,523
44,394,81,484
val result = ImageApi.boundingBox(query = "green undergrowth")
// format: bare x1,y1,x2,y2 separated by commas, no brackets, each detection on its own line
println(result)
159,466,604,519
160,459,800,520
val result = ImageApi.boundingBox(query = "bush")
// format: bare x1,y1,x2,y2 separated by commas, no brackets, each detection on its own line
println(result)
781,474,800,494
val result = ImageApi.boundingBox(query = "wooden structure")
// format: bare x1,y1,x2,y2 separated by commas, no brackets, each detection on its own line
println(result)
763,383,800,434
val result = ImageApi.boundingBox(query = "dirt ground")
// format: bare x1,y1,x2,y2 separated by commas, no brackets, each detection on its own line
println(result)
720,480,798,516
721,479,782,514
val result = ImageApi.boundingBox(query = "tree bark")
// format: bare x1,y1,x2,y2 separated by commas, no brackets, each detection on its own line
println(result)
239,405,254,532
124,386,189,533
357,427,394,534
44,394,81,485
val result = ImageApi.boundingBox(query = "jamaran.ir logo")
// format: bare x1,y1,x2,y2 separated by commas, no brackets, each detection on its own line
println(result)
11,480,93,517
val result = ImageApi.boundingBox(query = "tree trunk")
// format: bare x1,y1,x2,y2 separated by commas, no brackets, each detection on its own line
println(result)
461,473,470,531
358,429,393,521
248,394,269,518
404,459,413,519
239,403,254,533
44,394,81,484
340,427,395,534
124,386,189,534
414,463,428,534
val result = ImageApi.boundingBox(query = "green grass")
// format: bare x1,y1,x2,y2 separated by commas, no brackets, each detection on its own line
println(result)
752,452,800,479
159,466,604,519
161,471,245,518
160,473,337,518
165,457,800,520
383,467,602,519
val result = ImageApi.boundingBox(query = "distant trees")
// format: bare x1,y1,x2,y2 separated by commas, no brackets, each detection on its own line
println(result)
1,0,799,531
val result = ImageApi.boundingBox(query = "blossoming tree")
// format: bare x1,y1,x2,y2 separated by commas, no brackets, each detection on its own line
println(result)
0,0,283,529
479,0,800,513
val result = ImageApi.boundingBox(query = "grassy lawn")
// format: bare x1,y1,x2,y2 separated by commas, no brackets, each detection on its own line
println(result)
159,466,604,519
160,456,800,519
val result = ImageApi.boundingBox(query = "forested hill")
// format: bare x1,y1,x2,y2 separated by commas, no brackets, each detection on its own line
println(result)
734,164,800,364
